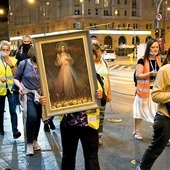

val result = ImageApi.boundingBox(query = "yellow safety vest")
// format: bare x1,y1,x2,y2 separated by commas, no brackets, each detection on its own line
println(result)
59,80,102,130
0,56,17,95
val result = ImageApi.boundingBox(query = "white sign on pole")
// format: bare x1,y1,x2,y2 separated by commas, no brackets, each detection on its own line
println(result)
156,13,162,21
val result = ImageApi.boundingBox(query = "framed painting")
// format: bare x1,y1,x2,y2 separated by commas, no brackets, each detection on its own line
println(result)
33,30,100,117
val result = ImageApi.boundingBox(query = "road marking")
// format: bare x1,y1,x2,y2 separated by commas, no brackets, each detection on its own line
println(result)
118,66,125,70
109,64,119,70
126,66,132,70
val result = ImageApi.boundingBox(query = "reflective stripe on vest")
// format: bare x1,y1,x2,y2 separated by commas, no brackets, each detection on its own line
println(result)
0,66,15,95
86,108,100,130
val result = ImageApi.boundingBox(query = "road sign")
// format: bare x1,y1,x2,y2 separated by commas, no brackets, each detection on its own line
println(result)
156,13,162,21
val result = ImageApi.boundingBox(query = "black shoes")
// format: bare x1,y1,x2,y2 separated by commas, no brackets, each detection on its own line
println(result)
44,119,55,132
48,119,55,130
44,123,50,132
13,131,21,139
0,130,4,135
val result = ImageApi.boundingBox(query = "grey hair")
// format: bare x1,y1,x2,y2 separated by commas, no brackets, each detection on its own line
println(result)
0,40,11,50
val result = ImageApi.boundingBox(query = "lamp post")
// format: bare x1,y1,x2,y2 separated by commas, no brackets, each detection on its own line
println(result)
161,0,167,52
80,0,84,30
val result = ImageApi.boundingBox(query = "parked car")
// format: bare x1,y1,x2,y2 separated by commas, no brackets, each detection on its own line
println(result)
102,49,116,61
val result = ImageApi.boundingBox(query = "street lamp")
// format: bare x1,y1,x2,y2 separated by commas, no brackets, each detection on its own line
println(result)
80,0,84,29
0,9,4,15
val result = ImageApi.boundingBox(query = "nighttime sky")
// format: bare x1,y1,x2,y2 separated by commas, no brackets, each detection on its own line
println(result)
0,0,9,8
0,0,9,22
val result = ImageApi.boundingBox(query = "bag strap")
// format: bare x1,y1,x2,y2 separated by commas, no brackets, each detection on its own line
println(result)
96,73,104,88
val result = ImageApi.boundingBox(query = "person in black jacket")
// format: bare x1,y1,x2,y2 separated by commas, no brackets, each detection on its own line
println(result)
16,35,32,66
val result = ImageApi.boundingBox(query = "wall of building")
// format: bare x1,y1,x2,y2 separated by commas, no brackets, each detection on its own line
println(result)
8,0,170,49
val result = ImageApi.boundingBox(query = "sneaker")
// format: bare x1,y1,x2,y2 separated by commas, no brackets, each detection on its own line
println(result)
26,144,34,156
33,140,41,151
44,123,50,132
48,119,55,130
13,131,21,139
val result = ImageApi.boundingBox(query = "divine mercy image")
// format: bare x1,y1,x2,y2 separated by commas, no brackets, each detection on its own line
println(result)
41,39,92,109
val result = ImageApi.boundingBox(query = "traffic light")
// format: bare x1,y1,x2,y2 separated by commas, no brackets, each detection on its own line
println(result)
155,28,159,38
161,29,165,37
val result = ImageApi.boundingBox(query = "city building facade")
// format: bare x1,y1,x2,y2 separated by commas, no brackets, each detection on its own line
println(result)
8,0,170,51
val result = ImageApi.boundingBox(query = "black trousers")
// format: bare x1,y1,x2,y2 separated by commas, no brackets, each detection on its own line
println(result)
60,121,100,170
140,113,170,170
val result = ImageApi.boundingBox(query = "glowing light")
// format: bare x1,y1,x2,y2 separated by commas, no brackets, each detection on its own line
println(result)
0,9,4,15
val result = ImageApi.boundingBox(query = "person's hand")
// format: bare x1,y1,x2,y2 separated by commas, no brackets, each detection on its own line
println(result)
150,70,157,77
39,96,47,105
3,56,14,68
18,87,24,95
0,77,7,83
106,95,112,102
96,90,102,99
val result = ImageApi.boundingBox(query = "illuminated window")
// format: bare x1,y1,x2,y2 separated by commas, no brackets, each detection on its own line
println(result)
95,0,99,4
75,10,80,15
104,0,108,7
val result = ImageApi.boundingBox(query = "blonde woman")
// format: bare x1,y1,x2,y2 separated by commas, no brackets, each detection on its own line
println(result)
0,40,21,138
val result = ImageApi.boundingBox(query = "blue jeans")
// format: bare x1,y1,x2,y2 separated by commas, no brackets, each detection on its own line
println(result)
0,89,19,134
26,100,42,144
140,113,170,170
60,120,100,170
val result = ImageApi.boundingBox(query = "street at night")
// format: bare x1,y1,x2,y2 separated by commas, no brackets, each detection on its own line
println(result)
1,57,170,170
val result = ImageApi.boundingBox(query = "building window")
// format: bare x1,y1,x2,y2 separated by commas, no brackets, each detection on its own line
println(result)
146,24,148,29
124,10,127,16
88,9,91,15
90,23,93,27
95,0,99,4
117,0,120,4
150,24,152,29
104,10,109,16
95,9,98,15
112,22,114,28
123,23,126,28
127,23,130,29
117,24,120,30
75,10,80,15
104,0,109,7
132,11,136,16
133,23,138,29
94,23,97,28
114,10,119,16
73,23,76,28
125,0,127,4
76,22,81,29
132,0,136,8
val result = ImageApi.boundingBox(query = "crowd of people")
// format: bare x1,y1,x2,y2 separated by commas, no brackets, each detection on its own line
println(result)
0,34,170,170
